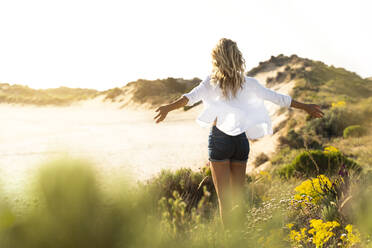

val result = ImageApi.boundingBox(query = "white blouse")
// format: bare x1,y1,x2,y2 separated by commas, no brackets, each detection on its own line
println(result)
182,75,292,139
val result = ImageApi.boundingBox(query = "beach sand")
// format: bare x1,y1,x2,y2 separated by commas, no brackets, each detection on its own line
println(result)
0,77,294,200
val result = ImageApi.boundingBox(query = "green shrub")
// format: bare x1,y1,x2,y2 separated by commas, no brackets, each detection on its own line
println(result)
279,129,304,148
278,150,361,178
158,186,213,234
271,146,300,166
279,129,322,149
277,163,296,179
141,167,217,214
306,107,362,138
125,77,201,107
343,125,367,138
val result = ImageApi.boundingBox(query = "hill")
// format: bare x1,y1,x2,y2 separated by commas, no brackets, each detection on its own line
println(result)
247,54,372,172
100,77,201,109
0,78,201,108
0,84,98,106
248,54,372,103
2,55,371,111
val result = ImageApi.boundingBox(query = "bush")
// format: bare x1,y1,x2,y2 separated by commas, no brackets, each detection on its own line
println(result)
275,71,287,83
104,87,124,101
127,77,201,107
278,150,361,178
266,77,274,84
306,107,362,138
271,146,300,166
141,167,217,214
279,129,322,149
254,153,269,167
279,129,304,149
343,125,367,138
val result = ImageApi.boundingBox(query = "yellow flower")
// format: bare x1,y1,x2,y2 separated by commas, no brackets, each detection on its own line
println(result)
288,226,308,245
289,230,302,242
331,101,346,108
342,224,361,247
324,146,339,154
259,171,272,181
300,227,307,237
308,219,340,248
287,223,294,229
294,175,333,206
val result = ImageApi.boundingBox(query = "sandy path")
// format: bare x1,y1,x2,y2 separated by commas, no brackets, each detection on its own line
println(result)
0,78,294,198
0,101,211,196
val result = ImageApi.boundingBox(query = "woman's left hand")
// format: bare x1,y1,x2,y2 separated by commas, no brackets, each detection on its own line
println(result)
304,104,324,118
154,105,170,123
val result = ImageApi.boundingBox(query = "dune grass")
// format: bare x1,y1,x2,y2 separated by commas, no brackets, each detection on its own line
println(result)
0,77,201,109
0,84,98,106
1,157,371,248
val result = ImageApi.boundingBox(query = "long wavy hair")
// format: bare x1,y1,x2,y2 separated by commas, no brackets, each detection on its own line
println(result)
210,38,246,99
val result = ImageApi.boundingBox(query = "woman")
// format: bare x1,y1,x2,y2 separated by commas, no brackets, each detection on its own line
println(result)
153,38,324,227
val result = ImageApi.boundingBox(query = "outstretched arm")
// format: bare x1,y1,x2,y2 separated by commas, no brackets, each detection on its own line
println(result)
251,78,324,118
153,96,189,123
154,76,209,124
290,99,324,118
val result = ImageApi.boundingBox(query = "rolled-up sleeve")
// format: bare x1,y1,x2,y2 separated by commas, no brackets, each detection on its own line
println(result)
252,78,292,108
182,76,210,106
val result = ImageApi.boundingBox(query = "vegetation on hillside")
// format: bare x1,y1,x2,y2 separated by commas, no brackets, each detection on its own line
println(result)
1,55,371,112
100,77,202,109
0,83,98,106
247,54,372,171
0,77,202,109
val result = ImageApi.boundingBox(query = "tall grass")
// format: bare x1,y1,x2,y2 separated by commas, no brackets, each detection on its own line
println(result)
0,159,293,248
0,155,371,247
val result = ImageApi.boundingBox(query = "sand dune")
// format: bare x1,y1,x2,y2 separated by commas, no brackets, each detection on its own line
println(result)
0,57,305,198
0,81,295,200
0,101,209,196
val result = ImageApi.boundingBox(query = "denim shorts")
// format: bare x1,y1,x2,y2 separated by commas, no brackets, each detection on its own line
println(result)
208,126,250,163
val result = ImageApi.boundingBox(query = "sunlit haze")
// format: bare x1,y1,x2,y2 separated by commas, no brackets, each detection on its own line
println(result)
0,0,371,90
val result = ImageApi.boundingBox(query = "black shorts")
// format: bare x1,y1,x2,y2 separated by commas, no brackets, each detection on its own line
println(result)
208,125,250,163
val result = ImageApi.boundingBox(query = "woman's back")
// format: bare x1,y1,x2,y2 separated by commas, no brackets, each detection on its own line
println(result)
182,75,292,139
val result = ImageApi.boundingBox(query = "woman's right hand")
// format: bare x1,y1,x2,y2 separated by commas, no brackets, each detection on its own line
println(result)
154,105,171,123
303,104,324,119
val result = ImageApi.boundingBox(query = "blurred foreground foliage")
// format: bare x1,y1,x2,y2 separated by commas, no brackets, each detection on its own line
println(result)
0,157,371,247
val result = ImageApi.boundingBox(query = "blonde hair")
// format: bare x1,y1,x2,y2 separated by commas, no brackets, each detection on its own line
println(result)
211,38,246,99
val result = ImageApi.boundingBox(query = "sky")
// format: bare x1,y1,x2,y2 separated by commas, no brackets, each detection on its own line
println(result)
0,0,371,90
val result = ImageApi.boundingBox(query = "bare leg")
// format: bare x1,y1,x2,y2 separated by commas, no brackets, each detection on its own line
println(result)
230,161,247,222
210,160,232,227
